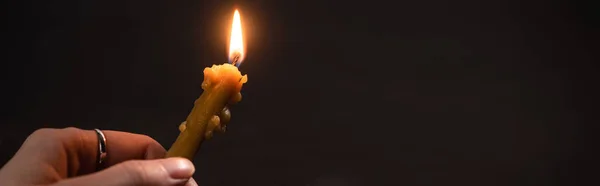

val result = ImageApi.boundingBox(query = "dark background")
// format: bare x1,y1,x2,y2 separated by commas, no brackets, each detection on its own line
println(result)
1,0,597,185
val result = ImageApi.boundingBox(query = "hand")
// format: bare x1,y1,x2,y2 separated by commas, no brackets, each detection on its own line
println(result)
0,127,197,186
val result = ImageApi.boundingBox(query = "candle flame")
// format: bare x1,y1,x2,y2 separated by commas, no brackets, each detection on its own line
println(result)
228,10,244,66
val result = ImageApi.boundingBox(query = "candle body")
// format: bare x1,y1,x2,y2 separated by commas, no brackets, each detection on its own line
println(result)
167,63,247,160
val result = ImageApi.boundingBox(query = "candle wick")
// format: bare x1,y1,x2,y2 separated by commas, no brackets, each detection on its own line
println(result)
229,52,241,67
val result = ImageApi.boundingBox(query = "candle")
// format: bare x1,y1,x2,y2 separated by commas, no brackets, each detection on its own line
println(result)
166,10,248,160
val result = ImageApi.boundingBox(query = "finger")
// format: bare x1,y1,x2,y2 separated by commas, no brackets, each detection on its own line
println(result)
6,128,165,177
100,130,167,166
0,128,99,180
52,158,195,186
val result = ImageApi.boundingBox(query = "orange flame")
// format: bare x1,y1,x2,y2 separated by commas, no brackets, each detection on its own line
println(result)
228,10,244,65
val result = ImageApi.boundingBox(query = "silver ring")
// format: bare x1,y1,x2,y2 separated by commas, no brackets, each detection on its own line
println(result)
94,129,107,167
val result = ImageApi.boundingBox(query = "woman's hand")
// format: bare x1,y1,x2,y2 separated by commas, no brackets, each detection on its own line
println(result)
0,127,197,186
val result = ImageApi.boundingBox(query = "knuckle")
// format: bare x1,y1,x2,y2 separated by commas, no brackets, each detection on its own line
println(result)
23,128,60,149
24,127,85,149
138,134,152,140
59,127,83,139
31,128,56,137
61,127,81,133
137,134,161,147
27,128,57,141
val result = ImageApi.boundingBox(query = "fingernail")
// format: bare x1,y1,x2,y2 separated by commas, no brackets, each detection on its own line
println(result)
162,158,195,179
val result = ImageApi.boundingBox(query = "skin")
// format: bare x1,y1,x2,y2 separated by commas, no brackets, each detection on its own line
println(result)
0,127,197,186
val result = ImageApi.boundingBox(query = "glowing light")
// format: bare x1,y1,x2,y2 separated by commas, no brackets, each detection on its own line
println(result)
228,10,244,66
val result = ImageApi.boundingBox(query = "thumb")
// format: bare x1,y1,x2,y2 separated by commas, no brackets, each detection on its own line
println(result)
53,158,195,186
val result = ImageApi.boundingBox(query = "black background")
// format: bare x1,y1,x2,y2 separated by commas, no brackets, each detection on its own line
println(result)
1,0,597,185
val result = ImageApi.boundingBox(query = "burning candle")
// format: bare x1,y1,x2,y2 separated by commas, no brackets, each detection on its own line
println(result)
166,10,248,160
